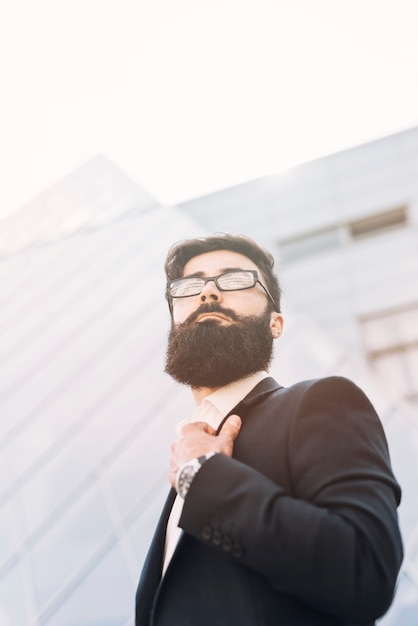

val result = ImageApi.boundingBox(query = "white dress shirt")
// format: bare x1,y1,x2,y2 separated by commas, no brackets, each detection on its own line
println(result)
162,371,269,575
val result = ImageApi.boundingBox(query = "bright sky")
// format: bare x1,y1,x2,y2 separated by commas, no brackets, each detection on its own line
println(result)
1,0,418,219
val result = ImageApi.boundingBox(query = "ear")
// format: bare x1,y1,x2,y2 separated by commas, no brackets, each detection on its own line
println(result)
269,312,284,339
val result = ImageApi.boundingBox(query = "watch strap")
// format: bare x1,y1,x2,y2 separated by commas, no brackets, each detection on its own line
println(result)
176,452,215,499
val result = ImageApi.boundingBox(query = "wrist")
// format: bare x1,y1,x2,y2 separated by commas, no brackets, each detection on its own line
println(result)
176,453,216,499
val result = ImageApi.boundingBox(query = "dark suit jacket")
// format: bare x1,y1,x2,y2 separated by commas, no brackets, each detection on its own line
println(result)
136,376,403,625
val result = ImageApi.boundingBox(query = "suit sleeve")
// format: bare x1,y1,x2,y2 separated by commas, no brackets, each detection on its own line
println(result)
178,376,403,623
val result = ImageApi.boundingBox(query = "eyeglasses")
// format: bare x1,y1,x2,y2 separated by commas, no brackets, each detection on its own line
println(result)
166,270,275,306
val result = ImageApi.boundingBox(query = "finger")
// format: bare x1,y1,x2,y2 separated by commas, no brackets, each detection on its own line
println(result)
169,455,178,472
180,421,216,436
220,414,242,441
192,421,216,435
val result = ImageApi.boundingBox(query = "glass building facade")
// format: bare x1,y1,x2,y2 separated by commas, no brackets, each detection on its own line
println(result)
1,130,418,624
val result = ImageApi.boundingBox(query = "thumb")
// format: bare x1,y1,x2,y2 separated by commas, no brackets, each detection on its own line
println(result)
221,414,242,440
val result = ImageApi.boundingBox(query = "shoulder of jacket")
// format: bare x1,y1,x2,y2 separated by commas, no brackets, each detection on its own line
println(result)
278,376,365,402
285,375,357,392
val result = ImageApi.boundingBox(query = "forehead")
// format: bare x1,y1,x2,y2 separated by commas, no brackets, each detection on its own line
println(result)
183,250,260,276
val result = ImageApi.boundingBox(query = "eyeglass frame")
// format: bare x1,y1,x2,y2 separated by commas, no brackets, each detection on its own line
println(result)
165,269,276,313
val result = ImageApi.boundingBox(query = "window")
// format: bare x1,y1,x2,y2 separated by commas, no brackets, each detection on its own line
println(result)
278,227,342,262
360,303,418,406
349,206,408,239
277,205,409,263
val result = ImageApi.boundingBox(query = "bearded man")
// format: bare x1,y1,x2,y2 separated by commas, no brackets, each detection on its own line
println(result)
135,233,403,626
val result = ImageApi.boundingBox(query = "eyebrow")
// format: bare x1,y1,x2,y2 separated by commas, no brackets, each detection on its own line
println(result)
182,267,248,279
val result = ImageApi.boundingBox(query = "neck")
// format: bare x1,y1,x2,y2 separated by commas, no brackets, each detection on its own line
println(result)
191,385,221,404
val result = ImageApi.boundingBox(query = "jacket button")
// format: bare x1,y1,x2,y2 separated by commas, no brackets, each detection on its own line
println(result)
232,543,244,558
201,525,212,541
212,529,222,546
222,536,232,552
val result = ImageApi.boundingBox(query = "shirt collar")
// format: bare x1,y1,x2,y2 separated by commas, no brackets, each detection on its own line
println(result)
175,371,269,434
204,370,269,418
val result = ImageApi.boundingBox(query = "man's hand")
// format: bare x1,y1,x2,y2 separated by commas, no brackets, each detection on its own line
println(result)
169,415,242,488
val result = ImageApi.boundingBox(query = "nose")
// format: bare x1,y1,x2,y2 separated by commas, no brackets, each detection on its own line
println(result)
199,279,223,303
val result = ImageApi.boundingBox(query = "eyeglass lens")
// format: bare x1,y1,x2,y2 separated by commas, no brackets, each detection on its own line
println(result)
169,271,256,297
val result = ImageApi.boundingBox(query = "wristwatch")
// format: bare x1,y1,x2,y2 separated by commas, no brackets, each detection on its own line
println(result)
176,453,215,499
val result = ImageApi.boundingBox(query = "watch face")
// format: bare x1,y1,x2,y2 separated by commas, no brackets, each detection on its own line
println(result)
178,464,197,498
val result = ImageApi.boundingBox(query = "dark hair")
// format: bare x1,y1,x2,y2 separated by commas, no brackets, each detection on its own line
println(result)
164,233,282,312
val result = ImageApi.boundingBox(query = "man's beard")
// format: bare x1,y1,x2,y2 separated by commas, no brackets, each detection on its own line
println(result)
164,302,274,389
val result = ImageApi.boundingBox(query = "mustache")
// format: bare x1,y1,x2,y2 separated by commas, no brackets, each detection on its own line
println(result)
182,302,240,326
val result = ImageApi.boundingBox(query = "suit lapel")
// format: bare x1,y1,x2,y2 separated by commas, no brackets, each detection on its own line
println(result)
137,377,284,623
216,377,283,434
135,488,176,618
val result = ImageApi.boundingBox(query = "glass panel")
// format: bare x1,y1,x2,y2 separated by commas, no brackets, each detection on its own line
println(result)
0,447,12,497
361,316,392,352
380,571,418,625
279,228,341,262
397,308,418,345
373,352,409,397
30,489,112,611
361,305,418,353
19,436,97,536
42,543,134,626
405,347,418,398
0,562,32,626
107,442,168,521
128,490,168,567
0,501,19,567
361,305,418,405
